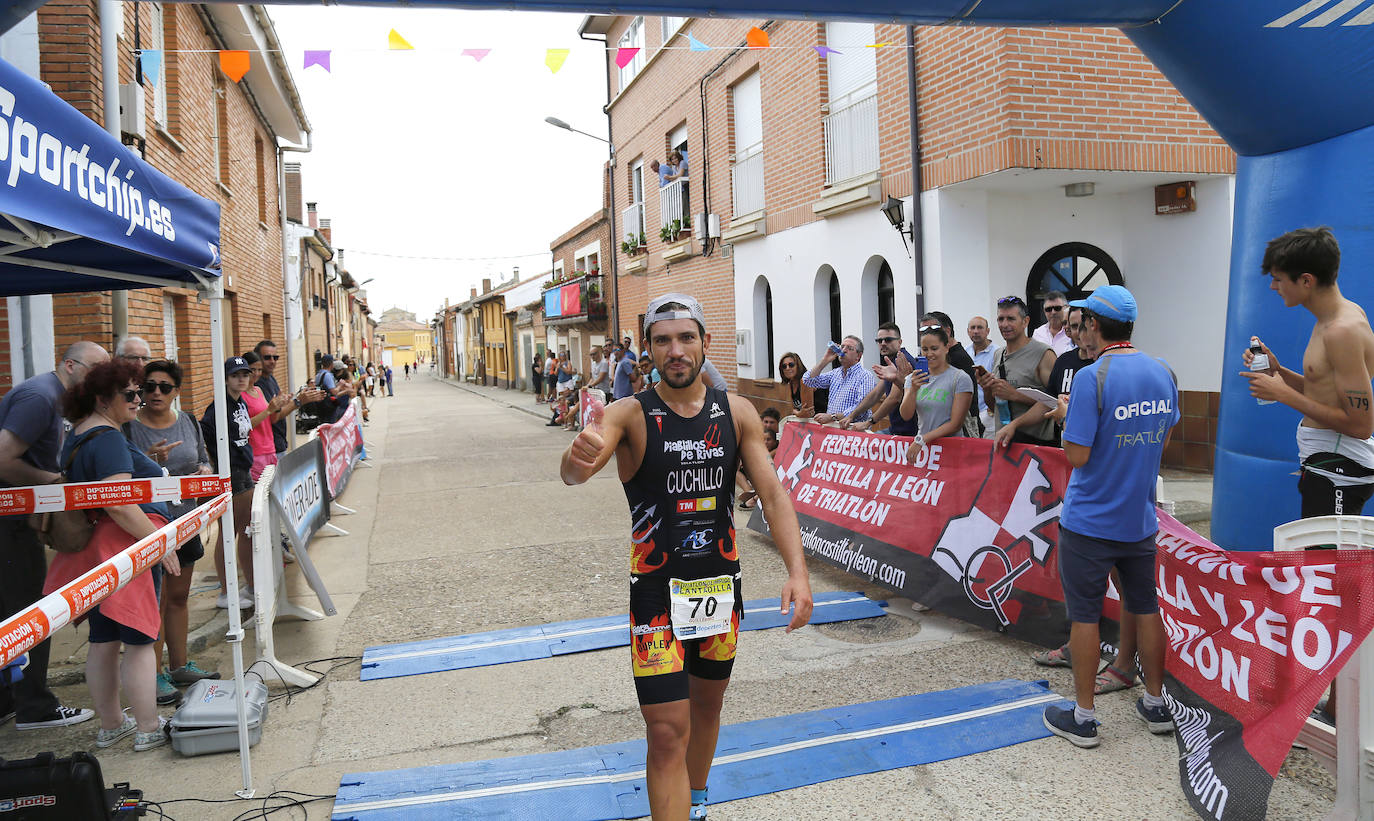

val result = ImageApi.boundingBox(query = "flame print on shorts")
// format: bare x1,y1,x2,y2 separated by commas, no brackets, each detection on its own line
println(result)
631,613,684,677
717,526,738,562
698,607,740,662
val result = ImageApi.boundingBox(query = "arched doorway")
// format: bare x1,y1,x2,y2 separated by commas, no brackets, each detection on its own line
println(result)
1024,242,1123,330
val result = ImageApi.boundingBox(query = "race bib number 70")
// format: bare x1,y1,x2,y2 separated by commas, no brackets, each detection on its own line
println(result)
669,575,734,639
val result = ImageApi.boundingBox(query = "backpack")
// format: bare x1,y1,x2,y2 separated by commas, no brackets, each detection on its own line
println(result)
28,428,112,554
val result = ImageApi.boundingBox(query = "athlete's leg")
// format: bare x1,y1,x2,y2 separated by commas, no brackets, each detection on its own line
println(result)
686,675,729,791
641,698,691,820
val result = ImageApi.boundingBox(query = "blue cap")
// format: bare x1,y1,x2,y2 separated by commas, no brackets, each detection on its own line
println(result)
1069,285,1137,323
225,356,251,376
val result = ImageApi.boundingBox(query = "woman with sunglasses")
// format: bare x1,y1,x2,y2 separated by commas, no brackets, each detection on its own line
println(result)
777,352,815,419
897,326,974,460
126,360,221,705
45,359,179,751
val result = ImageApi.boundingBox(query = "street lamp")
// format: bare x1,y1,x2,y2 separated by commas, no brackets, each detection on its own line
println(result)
545,115,620,344
880,196,913,258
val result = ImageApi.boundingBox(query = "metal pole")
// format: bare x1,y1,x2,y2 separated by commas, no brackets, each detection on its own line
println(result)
209,283,255,798
98,0,127,342
906,25,926,320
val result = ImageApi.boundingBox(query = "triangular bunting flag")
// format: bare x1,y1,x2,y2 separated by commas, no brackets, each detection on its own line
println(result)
303,50,331,72
545,48,570,73
461,48,491,62
746,27,770,48
614,47,640,68
388,29,414,50
814,45,840,57
138,50,162,87
687,34,710,52
219,50,250,82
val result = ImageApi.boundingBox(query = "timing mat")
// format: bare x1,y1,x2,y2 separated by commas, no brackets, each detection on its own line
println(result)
331,678,1065,819
360,591,886,681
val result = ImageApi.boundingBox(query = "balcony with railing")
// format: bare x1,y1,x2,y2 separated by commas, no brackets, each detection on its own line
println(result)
823,88,879,185
731,144,764,217
621,201,645,249
541,273,608,326
659,177,691,232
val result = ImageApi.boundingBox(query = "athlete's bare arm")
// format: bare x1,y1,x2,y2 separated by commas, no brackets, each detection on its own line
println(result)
731,394,813,631
1244,314,1374,439
560,396,644,485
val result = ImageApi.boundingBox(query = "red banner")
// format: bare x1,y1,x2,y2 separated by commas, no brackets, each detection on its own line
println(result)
318,400,364,498
754,422,1374,820
560,282,581,316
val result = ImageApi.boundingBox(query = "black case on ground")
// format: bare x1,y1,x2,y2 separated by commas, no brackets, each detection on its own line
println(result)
0,751,111,820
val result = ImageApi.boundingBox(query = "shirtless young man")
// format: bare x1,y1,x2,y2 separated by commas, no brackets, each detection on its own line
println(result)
561,294,813,820
1244,227,1374,518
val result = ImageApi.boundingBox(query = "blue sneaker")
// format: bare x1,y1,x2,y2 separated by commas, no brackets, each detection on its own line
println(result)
1042,704,1099,748
689,788,707,820
1136,698,1175,734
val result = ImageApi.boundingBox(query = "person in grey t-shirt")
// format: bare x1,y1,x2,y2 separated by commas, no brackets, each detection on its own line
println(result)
0,340,107,730
897,327,974,461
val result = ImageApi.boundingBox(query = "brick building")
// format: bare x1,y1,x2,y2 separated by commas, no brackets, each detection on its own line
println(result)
540,208,611,384
580,16,1234,469
0,2,309,414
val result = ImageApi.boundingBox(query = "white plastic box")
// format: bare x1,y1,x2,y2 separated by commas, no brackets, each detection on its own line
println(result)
168,679,269,756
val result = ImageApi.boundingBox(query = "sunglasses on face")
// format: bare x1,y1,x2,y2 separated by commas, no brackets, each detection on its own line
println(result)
142,381,176,395
781,362,796,369
261,354,281,361
874,336,898,344
1044,305,1065,312
119,389,144,403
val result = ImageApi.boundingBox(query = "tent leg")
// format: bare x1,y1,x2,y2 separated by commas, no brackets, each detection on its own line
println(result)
209,285,255,799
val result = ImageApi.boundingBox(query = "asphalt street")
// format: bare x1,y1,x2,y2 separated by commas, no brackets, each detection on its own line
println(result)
0,374,1336,819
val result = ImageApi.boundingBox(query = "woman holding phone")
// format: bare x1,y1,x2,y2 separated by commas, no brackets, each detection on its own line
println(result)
899,326,973,460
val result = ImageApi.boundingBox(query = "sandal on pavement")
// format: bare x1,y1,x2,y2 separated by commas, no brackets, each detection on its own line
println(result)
1030,644,1071,668
1095,664,1139,695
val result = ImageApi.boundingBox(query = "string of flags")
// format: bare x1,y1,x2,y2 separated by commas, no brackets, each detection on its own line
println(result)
135,25,897,85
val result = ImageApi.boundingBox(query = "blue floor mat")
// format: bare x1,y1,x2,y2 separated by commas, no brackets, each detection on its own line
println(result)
360,591,886,681
331,679,1066,820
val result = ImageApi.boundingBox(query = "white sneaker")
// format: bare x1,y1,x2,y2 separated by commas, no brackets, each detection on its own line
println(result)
214,588,253,609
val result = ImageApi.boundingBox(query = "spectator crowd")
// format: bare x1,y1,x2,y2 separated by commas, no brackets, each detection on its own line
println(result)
0,335,378,751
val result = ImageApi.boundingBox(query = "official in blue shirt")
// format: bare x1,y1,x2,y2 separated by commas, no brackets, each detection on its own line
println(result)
1040,285,1181,750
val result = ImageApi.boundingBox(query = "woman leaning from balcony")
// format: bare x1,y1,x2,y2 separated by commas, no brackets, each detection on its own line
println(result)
778,351,815,421
46,358,178,752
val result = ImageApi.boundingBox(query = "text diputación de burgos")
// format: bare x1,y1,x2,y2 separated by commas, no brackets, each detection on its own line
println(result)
0,84,176,240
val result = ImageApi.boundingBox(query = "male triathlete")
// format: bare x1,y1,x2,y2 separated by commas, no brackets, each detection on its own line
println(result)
562,294,813,820
1244,226,1374,519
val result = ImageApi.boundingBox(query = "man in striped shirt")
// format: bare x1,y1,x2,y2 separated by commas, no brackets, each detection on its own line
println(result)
804,336,878,425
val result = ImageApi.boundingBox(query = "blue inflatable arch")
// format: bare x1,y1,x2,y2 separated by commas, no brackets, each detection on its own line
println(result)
3,0,1367,549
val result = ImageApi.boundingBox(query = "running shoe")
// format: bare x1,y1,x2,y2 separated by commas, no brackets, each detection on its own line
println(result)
95,715,137,748
215,588,253,609
1136,698,1175,734
133,717,169,752
690,787,708,820
155,672,181,706
16,704,95,730
168,661,222,685
1042,704,1100,748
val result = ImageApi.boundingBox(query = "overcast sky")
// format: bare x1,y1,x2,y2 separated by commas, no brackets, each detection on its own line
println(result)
267,6,610,322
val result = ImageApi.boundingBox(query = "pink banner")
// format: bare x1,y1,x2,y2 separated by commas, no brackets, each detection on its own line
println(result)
317,400,363,498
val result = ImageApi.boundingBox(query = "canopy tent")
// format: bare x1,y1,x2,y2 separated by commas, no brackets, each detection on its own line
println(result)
0,54,257,794
0,56,220,295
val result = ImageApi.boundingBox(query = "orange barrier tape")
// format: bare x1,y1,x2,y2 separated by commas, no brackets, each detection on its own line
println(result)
0,475,229,516
0,491,231,668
